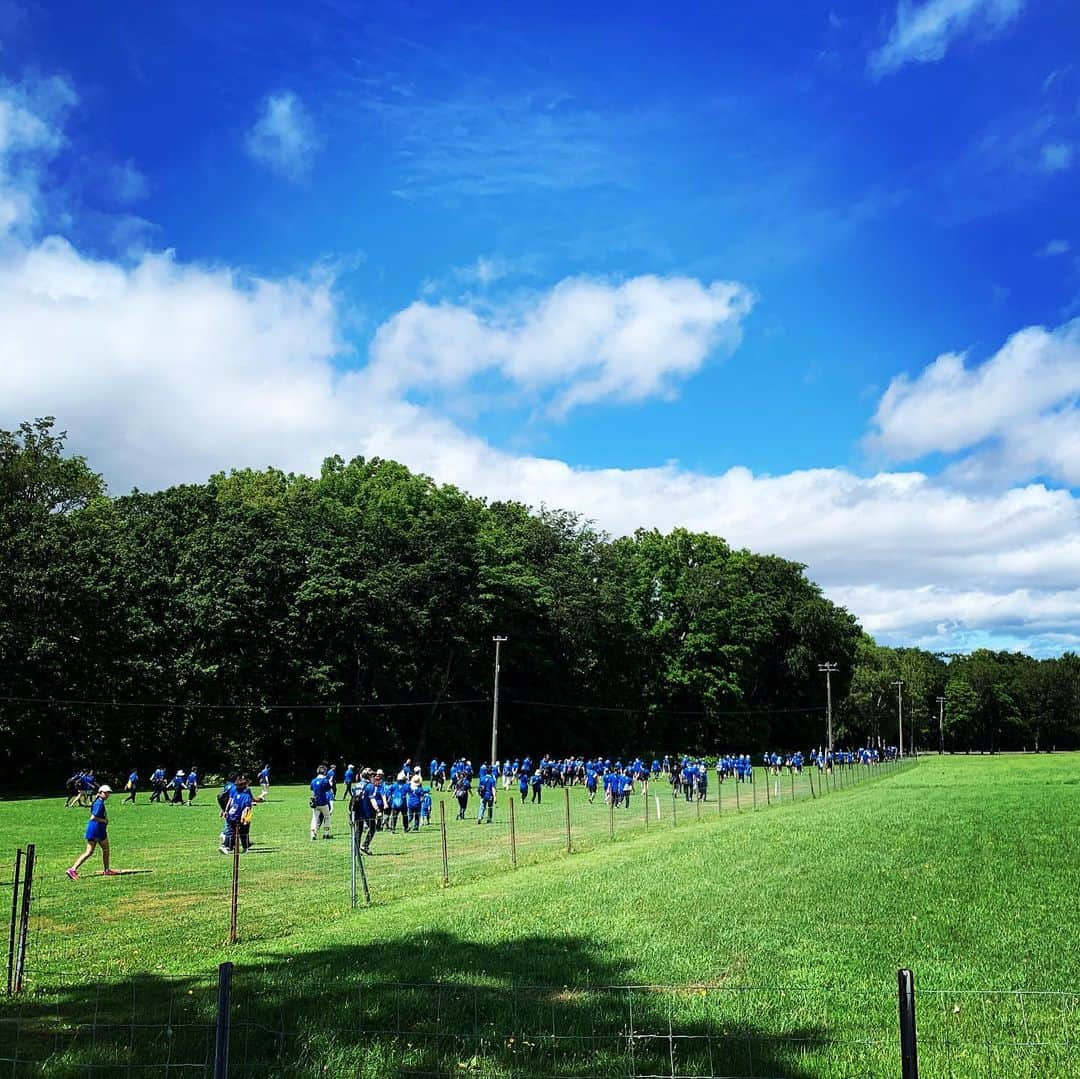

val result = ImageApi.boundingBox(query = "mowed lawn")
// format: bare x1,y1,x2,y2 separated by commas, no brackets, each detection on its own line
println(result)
0,755,1076,1078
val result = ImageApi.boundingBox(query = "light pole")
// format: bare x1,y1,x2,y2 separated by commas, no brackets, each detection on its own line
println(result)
936,695,945,755
818,663,838,754
891,680,904,759
490,636,507,767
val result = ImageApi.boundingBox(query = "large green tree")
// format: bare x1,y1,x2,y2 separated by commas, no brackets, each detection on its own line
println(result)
2,417,1076,783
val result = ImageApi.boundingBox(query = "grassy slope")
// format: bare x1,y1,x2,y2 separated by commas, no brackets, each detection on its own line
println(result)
0,755,1077,1077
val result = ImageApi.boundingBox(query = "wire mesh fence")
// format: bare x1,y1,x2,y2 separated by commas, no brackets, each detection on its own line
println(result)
0,968,1076,1077
11,759,917,991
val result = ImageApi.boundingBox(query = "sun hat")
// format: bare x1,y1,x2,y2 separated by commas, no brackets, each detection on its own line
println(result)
97,784,112,794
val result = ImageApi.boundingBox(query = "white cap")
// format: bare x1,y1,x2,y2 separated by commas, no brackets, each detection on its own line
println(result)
98,784,112,794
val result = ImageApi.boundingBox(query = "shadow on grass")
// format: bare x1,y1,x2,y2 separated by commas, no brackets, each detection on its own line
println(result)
0,933,856,1078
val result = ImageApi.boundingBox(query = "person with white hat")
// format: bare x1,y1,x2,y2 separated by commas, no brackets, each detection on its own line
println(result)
66,785,119,880
171,770,186,804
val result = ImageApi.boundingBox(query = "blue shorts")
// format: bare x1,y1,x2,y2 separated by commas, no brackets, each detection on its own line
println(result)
85,821,106,843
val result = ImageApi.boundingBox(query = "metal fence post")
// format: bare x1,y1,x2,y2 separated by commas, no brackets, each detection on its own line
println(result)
13,843,34,994
898,968,918,1079
564,788,572,854
214,961,233,1079
735,780,741,813
357,844,370,905
439,801,449,886
350,820,358,909
671,792,678,826
229,838,240,944
509,797,518,868
609,794,615,840
809,769,816,800
790,771,796,803
7,848,23,996
644,780,650,830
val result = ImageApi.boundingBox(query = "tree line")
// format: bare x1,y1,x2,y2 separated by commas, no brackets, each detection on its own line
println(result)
1,419,1076,784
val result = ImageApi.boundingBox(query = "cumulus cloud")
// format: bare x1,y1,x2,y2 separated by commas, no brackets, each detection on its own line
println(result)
245,91,321,181
0,74,75,235
5,75,1080,655
869,0,1023,78
105,160,149,205
1037,238,1070,257
1039,141,1073,173
866,320,1080,485
367,276,753,416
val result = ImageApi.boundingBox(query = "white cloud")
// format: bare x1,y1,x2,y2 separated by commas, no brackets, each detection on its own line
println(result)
7,230,1080,654
106,160,149,205
1037,238,1070,257
245,91,321,181
866,320,1080,484
7,75,1080,656
366,275,754,416
1039,141,1073,173
869,0,1023,78
0,74,75,236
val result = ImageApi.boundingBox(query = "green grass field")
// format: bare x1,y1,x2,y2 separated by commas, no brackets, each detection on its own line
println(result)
0,755,1077,1077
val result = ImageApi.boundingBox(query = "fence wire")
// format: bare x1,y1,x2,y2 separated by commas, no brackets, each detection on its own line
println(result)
15,760,913,990
1,977,1076,1078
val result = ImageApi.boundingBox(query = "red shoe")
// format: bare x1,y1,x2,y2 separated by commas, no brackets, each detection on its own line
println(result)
102,869,120,876
65,868,78,881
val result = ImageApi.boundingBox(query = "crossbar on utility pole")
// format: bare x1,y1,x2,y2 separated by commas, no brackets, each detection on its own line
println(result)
490,636,507,768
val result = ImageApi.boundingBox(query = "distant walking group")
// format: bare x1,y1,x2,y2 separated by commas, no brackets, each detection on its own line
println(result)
61,740,902,884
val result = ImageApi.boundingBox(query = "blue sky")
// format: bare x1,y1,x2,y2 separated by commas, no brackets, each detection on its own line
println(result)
3,0,1080,654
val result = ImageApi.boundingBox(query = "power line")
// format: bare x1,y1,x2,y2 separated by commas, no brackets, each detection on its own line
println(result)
510,699,826,718
0,695,491,712
0,693,826,719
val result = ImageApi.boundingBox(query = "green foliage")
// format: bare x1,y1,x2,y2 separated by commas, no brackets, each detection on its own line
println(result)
1,417,1076,777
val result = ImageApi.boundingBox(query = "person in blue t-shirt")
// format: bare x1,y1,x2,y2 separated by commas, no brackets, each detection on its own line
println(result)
518,770,529,803
349,768,382,854
310,764,334,840
258,764,270,796
421,787,432,825
123,769,139,804
67,785,118,879
78,771,96,808
186,768,199,804
585,766,598,804
476,769,497,823
219,775,265,853
388,776,408,832
170,770,186,804
530,769,543,803
149,766,167,803
406,781,423,831
453,769,471,820
63,769,83,808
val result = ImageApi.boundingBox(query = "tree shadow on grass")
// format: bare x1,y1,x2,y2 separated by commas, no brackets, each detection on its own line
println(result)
1,933,863,1078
